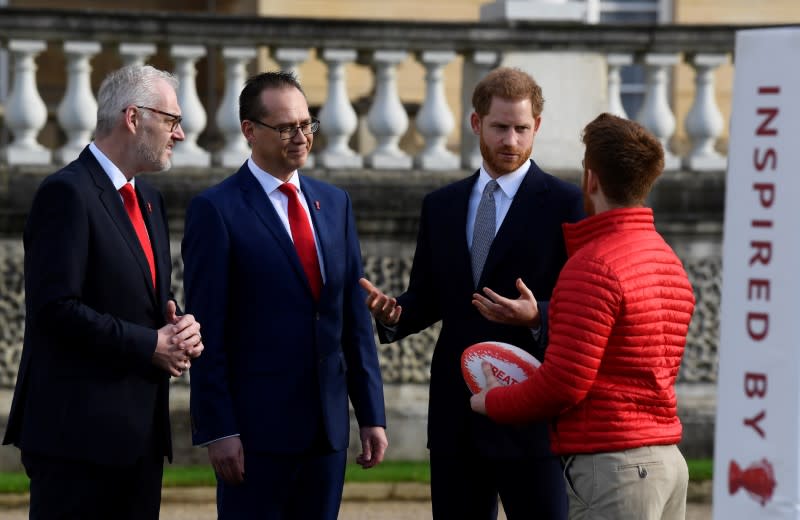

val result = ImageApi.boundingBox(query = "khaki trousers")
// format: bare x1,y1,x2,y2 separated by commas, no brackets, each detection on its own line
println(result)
562,444,688,520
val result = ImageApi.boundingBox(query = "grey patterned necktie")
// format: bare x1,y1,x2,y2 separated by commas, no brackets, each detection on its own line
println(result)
471,180,499,286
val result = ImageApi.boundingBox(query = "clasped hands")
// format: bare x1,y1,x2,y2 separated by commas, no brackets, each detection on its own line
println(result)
153,300,204,377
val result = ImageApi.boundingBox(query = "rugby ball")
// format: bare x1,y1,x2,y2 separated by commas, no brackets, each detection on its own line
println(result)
461,341,540,394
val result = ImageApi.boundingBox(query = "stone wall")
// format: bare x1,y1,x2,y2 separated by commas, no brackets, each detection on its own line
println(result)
0,166,724,467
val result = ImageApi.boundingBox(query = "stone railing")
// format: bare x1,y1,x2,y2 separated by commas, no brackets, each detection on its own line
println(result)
0,7,750,171
0,8,753,394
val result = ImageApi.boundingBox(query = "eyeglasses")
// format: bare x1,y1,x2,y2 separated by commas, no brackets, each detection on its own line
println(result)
250,118,320,140
124,105,183,132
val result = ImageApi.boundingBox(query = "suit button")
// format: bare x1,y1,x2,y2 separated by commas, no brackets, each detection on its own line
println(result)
315,312,320,321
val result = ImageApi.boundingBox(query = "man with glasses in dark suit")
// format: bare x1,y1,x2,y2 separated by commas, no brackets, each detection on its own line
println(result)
183,71,387,519
3,64,204,519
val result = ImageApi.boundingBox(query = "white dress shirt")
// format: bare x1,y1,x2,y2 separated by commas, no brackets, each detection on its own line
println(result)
247,157,326,282
466,159,530,247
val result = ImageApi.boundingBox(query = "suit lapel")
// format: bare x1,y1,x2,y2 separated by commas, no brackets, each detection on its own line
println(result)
479,162,544,286
449,173,478,289
236,166,313,294
85,148,158,304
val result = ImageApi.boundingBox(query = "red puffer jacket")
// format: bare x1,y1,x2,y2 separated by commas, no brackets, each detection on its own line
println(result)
486,207,695,454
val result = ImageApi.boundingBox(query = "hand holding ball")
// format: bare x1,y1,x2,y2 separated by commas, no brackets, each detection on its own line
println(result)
461,341,540,394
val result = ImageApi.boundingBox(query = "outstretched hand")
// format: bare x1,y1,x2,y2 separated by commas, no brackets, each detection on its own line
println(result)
470,362,501,415
359,278,402,326
472,278,540,328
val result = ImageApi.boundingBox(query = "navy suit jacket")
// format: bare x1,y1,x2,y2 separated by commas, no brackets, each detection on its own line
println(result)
382,160,584,457
3,146,174,465
182,163,385,454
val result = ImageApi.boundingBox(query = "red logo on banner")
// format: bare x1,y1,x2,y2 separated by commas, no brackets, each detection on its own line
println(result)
729,458,776,506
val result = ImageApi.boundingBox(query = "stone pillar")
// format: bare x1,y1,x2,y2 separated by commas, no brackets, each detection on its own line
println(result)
119,43,156,67
55,41,100,164
2,40,50,165
461,51,500,170
607,53,633,119
365,50,411,169
414,50,459,170
317,49,362,169
684,53,728,171
215,46,256,168
170,45,210,167
636,53,680,171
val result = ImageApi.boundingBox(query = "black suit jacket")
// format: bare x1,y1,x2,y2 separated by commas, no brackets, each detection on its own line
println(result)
381,161,584,457
3,146,174,466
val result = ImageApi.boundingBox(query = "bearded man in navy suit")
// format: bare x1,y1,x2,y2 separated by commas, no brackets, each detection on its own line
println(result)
3,65,204,519
182,71,387,520
360,67,585,519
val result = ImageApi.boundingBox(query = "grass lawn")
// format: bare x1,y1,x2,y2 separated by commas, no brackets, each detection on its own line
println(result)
0,459,713,494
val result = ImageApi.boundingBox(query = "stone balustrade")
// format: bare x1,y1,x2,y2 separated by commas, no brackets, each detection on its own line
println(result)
0,8,749,171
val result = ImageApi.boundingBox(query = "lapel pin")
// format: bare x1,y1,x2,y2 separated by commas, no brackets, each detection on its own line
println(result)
146,202,152,214
314,201,320,210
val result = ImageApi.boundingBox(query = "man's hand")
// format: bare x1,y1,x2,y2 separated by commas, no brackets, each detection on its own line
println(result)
208,436,245,485
165,300,204,358
470,362,501,416
359,278,402,327
472,278,540,328
356,426,388,469
153,301,203,376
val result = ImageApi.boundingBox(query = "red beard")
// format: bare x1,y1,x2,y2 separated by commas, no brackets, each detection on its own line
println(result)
479,138,531,177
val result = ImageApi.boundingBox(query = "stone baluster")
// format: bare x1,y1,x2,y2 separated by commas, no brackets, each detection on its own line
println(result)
415,51,458,170
119,43,156,67
271,47,310,79
607,53,632,119
684,53,728,171
170,45,210,167
2,40,50,165
55,41,101,164
635,53,680,171
271,47,315,168
461,51,499,170
317,49,362,169
365,50,411,169
585,0,601,24
215,46,256,168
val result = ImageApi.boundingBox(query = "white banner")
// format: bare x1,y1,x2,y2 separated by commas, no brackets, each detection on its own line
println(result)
714,28,800,519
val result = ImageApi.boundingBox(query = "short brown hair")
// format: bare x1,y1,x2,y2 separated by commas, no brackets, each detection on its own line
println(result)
582,113,664,206
472,67,544,118
239,71,306,122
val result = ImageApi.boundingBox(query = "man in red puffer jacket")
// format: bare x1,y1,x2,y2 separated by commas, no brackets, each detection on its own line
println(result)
471,112,696,520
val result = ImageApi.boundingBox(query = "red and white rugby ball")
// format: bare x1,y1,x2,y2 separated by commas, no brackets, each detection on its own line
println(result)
461,341,540,394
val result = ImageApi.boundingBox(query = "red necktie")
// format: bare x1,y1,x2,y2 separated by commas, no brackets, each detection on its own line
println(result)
278,183,322,301
119,183,156,288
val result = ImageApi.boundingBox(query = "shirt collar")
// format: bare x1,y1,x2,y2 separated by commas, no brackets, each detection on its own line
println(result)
247,157,301,195
476,159,530,198
89,142,133,191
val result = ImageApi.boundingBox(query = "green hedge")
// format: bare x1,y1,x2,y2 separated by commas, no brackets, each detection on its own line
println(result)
0,459,713,494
